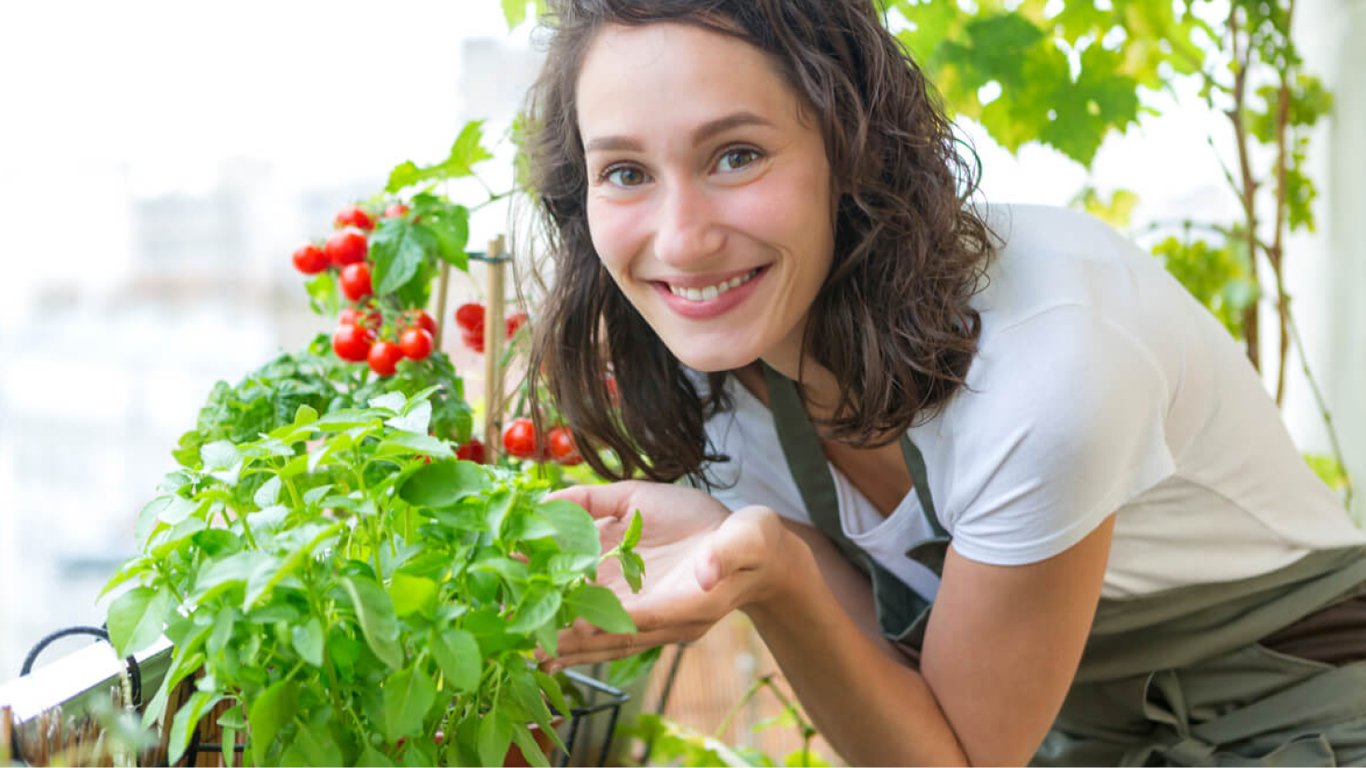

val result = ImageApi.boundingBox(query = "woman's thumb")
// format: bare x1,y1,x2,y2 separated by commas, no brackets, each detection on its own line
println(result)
694,507,773,591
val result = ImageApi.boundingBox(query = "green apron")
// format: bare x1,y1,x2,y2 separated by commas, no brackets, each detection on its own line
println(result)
761,365,1366,766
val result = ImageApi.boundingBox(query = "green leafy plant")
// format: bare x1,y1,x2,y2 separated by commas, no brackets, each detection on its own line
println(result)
105,390,642,766
97,116,646,766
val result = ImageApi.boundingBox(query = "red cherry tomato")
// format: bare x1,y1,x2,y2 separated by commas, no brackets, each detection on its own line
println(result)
502,418,540,460
291,243,328,274
461,329,485,354
332,325,373,363
334,204,375,231
368,340,404,377
605,375,620,404
546,426,583,466
505,311,529,339
454,303,485,333
337,307,377,330
383,203,410,220
456,437,486,464
340,263,373,302
403,309,437,336
399,328,433,360
325,230,368,267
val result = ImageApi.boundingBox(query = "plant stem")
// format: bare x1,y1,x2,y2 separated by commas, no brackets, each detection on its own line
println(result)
713,674,771,741
1285,307,1355,509
1227,4,1262,372
1269,0,1298,405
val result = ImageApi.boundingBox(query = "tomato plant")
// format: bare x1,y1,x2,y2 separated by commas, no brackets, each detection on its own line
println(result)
456,437,486,464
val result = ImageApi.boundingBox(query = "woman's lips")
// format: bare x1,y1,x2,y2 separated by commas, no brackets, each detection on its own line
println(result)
652,266,768,320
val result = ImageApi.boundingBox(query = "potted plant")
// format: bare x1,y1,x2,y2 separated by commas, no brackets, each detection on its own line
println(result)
98,121,644,766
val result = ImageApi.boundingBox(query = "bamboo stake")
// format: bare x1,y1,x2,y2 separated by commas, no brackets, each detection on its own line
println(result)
435,260,452,352
2,705,12,764
484,235,508,464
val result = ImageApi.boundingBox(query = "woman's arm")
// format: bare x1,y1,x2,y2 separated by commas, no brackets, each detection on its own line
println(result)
748,514,1115,766
550,481,1114,766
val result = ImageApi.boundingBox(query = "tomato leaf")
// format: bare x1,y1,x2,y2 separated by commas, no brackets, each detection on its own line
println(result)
386,120,494,192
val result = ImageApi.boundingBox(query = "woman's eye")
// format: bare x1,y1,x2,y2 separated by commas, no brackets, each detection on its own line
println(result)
603,165,648,187
716,148,760,173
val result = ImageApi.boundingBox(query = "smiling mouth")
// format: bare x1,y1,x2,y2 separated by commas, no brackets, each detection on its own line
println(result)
664,268,764,302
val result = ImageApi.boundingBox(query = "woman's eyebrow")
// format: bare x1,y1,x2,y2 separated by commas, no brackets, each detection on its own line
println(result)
583,110,775,154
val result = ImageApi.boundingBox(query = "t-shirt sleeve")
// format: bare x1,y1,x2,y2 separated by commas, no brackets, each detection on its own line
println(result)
940,304,1176,565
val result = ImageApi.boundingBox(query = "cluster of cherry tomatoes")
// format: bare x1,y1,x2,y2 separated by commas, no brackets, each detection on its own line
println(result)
452,302,528,353
500,418,582,465
293,203,433,377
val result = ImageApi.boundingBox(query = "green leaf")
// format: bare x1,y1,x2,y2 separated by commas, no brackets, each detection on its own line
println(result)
508,583,562,633
430,628,482,692
533,668,571,718
305,271,341,316
385,399,434,434
291,617,325,667
376,431,453,461
358,745,396,767
502,0,531,30
621,551,645,594
253,476,282,508
399,460,491,508
388,573,439,617
386,121,494,192
341,575,405,670
107,586,170,657
167,691,223,766
537,500,601,557
565,584,635,634
477,707,514,767
370,217,437,296
623,508,643,549
383,665,438,743
418,207,470,270
248,680,298,767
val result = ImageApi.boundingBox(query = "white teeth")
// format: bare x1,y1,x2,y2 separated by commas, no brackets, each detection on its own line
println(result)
668,269,758,302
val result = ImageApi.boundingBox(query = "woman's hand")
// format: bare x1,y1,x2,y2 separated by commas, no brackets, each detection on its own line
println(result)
545,480,799,668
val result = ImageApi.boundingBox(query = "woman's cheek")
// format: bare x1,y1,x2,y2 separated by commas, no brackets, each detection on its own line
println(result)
587,197,649,274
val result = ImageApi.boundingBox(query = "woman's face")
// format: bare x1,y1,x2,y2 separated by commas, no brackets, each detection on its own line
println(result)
576,22,835,374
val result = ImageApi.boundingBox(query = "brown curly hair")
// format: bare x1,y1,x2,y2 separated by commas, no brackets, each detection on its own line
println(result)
522,0,994,483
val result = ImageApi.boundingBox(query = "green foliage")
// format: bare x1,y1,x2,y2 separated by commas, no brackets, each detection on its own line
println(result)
501,0,549,31
1306,453,1350,497
106,389,644,767
387,121,495,193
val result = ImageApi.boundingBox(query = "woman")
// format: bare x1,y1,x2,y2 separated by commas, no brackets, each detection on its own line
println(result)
521,0,1366,764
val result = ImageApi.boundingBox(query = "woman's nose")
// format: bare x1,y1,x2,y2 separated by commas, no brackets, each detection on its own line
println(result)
652,180,725,267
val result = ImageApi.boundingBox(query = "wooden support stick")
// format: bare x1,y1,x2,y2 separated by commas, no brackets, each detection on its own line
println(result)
483,235,508,464
434,260,452,351
1,705,12,764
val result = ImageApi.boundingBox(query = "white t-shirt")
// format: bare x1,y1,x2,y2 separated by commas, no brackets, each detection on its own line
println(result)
698,204,1365,600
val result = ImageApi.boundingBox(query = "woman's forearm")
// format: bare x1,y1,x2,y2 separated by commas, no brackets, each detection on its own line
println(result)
743,533,969,766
